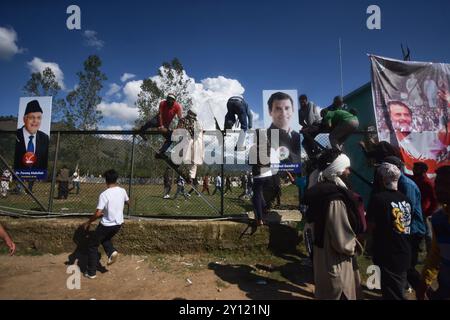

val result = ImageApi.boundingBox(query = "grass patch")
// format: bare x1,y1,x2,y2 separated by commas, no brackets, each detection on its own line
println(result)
0,182,300,217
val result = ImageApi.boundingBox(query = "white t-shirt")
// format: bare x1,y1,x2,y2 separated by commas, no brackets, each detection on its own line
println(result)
97,186,129,226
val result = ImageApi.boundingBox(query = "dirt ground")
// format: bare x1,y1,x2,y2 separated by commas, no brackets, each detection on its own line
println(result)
0,252,318,300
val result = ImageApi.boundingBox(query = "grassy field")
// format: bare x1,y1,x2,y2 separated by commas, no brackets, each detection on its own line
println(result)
0,182,300,216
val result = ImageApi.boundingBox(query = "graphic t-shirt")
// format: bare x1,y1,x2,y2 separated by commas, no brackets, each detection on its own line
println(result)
368,190,412,271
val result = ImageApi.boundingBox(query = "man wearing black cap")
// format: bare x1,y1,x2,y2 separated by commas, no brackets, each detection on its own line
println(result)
14,100,49,170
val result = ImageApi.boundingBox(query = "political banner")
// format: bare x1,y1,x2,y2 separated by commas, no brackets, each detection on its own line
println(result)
262,90,300,172
370,55,449,173
14,97,52,180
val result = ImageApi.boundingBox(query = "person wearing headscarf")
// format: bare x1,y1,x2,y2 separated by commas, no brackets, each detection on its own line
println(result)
304,151,364,300
174,109,204,184
367,162,413,300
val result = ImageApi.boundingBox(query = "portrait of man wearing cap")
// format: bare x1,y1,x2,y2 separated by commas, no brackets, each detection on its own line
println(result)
14,99,50,170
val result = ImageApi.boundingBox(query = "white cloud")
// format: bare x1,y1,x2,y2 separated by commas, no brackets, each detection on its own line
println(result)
83,30,104,50
97,102,140,123
27,57,66,89
123,80,143,104
0,26,24,60
120,73,136,82
106,83,121,96
188,76,246,130
97,71,250,132
101,125,126,130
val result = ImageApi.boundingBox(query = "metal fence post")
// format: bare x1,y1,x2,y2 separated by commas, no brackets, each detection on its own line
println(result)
48,131,61,213
220,130,224,216
127,134,136,216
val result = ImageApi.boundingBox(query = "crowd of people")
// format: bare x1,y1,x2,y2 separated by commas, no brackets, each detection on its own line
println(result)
1,92,448,301
300,139,449,300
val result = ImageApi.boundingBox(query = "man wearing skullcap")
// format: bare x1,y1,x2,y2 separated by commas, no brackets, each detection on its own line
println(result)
14,99,49,170
304,151,364,299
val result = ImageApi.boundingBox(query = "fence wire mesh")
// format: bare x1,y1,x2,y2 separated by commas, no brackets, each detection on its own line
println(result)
0,130,370,217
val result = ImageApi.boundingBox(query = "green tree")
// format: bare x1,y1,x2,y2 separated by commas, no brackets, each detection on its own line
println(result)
23,67,66,122
62,56,107,173
136,58,193,126
65,55,107,130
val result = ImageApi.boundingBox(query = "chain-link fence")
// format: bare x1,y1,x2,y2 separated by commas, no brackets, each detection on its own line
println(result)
0,129,375,217
0,130,303,218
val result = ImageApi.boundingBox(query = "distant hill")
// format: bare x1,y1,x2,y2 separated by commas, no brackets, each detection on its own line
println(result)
0,116,71,131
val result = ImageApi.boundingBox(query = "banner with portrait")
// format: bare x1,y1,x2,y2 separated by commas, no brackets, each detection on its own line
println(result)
261,90,300,173
14,97,52,180
370,55,450,174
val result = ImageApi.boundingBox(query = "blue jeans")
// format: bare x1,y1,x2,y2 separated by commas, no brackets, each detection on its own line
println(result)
224,101,249,131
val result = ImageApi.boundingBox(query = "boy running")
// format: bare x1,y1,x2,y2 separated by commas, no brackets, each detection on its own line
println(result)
82,169,129,279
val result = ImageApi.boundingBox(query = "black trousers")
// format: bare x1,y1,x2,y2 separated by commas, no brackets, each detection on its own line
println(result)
87,224,121,275
407,234,423,290
381,267,407,300
142,115,172,153
58,181,69,199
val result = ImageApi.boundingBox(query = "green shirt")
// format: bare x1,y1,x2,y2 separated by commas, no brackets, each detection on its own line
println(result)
324,110,357,127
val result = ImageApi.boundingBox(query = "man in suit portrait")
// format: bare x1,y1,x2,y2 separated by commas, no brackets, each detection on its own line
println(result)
266,91,301,165
14,100,50,171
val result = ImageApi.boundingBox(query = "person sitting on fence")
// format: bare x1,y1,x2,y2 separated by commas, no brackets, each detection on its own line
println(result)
321,108,359,152
327,95,349,112
1,169,12,198
173,175,189,200
139,93,183,158
299,94,322,158
82,169,129,279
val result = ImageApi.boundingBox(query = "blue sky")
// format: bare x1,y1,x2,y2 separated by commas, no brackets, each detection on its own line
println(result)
1,0,450,129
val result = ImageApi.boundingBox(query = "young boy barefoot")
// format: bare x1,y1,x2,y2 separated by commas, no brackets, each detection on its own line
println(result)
82,169,129,279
